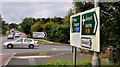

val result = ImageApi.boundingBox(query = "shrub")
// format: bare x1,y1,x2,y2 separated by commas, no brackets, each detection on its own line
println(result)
48,24,70,44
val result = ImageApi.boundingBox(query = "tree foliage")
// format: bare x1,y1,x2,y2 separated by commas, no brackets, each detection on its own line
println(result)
21,17,36,35
30,20,43,33
9,23,18,29
48,24,70,43
42,21,55,33
64,9,74,24
0,14,8,35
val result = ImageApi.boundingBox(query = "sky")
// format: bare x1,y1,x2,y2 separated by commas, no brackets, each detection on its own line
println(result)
1,2,73,24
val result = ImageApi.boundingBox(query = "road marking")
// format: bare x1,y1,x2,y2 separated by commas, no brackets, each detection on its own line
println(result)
13,55,51,59
28,58,36,65
3,53,16,65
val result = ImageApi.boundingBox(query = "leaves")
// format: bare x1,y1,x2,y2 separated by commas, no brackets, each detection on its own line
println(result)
21,17,36,35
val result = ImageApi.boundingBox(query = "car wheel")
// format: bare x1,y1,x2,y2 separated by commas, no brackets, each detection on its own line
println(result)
7,44,13,49
29,44,34,49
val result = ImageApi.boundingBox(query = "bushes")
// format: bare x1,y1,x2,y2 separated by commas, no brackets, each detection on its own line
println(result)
48,24,70,44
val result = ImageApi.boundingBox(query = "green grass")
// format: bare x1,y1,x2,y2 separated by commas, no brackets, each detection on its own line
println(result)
28,55,115,67
0,33,10,37
37,40,70,45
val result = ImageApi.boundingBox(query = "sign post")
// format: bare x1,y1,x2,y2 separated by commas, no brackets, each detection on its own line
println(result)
70,5,100,67
72,7,77,67
92,0,100,67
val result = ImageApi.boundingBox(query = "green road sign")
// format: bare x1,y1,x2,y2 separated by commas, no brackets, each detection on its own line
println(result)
72,15,80,33
82,11,98,35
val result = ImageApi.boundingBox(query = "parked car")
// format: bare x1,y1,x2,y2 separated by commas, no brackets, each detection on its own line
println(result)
7,34,14,39
15,32,19,37
3,38,39,49
19,32,22,36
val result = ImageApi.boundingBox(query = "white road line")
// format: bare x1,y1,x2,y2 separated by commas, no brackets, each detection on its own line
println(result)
13,55,51,59
28,58,36,65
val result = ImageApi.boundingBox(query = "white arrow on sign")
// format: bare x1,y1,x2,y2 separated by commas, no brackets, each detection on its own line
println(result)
82,16,85,25
93,14,97,33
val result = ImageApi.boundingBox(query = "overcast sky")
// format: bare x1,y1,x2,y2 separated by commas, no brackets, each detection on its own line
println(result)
2,2,73,24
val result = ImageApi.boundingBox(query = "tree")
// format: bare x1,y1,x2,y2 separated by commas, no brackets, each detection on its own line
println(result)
43,21,55,33
99,2,120,63
53,17,64,24
48,24,70,43
21,17,36,35
2,20,8,35
64,8,74,24
30,20,43,34
9,23,18,29
0,14,8,35
73,2,94,13
41,18,50,24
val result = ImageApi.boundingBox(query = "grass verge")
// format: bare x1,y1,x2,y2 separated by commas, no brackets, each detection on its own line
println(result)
37,40,70,45
29,57,114,67
0,33,10,37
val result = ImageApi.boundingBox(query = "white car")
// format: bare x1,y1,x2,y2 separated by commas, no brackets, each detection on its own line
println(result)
7,35,14,39
19,32,22,36
15,32,19,37
3,38,39,49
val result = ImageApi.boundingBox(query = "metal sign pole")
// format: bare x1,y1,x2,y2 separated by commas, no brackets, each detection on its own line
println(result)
73,6,77,67
73,46,77,67
92,0,100,67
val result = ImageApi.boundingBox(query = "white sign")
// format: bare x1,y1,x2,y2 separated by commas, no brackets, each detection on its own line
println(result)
33,32,47,38
81,37,92,48
70,7,100,52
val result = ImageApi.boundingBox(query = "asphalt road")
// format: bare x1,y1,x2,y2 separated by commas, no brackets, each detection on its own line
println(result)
6,51,90,66
1,35,73,54
0,33,77,57
1,33,86,66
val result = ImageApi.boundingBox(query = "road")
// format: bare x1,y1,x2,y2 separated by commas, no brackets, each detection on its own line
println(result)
1,33,89,66
1,36,72,54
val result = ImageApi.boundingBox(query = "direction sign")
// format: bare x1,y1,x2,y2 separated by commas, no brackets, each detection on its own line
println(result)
72,15,80,32
82,11,98,35
81,37,92,48
70,7,100,52
33,32,47,38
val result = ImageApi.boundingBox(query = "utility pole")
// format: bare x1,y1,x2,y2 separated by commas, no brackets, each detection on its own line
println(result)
92,0,100,67
73,7,77,67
